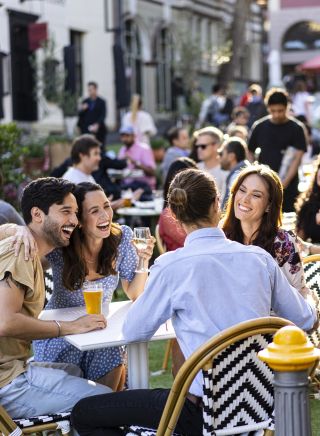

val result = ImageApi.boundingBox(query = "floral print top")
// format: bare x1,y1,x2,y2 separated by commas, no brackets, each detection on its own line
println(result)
274,228,307,296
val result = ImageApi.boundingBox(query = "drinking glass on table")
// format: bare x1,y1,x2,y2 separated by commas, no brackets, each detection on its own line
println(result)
83,281,103,314
121,189,133,208
132,227,151,273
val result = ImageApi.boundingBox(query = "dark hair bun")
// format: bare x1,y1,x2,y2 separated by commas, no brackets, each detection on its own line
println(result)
169,188,187,209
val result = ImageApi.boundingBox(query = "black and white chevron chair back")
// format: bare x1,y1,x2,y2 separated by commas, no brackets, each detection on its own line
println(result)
303,260,320,347
44,268,54,306
126,334,274,436
202,333,274,435
304,260,320,300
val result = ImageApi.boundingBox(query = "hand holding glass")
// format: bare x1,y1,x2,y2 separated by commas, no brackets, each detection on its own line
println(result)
133,227,151,273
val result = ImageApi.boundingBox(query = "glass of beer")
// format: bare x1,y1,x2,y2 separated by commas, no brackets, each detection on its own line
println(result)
121,189,133,208
83,282,103,315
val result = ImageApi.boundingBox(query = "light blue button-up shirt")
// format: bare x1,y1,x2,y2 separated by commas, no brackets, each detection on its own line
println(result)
123,228,316,396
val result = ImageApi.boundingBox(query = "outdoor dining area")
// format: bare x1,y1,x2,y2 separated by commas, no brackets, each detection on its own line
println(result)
2,90,320,434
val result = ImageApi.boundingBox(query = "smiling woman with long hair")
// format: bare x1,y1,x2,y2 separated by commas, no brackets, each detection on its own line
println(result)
223,164,310,297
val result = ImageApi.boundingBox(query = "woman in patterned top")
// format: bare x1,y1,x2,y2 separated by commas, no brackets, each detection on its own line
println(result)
32,182,154,391
223,165,310,297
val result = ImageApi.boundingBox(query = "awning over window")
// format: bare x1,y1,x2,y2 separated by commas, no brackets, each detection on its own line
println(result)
298,55,320,72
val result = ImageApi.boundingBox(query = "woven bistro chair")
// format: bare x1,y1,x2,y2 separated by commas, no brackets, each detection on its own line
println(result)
303,254,320,348
44,268,54,306
0,405,71,435
126,317,292,436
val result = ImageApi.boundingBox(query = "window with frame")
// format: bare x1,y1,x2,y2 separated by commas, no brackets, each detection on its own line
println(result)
283,21,320,51
155,27,174,112
70,30,83,97
123,19,142,96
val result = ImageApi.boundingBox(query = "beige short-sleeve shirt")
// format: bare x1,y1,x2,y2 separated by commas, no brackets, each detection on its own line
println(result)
0,237,44,388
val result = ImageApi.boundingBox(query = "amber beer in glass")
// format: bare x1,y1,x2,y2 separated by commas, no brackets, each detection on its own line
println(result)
83,283,103,314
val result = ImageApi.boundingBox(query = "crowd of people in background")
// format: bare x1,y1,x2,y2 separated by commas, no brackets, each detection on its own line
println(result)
1,77,320,434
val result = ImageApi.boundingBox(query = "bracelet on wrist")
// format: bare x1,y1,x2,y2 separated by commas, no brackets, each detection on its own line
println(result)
54,320,62,337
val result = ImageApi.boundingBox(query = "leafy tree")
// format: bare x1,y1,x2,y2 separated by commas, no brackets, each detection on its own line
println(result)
217,0,252,86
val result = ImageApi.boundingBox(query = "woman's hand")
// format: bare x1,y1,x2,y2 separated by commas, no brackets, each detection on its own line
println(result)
11,226,38,261
133,236,156,262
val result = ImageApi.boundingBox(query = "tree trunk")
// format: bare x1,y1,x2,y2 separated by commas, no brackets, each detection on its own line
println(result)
217,0,252,87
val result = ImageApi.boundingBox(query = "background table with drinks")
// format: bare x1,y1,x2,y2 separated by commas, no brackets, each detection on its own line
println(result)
116,199,163,234
39,301,175,389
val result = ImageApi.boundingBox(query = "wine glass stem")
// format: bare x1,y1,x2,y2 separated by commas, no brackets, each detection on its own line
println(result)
138,256,145,272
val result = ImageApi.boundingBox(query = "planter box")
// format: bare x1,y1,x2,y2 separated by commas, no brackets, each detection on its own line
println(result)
48,141,72,169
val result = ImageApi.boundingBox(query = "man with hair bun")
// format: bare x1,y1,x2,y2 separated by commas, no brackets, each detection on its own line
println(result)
72,169,317,435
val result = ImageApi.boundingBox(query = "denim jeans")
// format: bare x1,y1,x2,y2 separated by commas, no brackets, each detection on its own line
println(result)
0,362,111,419
71,388,203,436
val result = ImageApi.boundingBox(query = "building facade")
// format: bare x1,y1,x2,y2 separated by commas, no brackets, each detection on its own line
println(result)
268,0,320,86
0,0,264,132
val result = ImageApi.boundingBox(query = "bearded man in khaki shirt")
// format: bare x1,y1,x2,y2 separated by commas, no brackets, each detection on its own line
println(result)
0,177,110,419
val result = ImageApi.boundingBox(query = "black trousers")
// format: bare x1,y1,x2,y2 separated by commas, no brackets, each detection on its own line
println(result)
71,388,203,436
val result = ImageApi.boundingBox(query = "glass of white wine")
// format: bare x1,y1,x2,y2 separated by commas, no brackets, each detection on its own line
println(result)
133,227,151,273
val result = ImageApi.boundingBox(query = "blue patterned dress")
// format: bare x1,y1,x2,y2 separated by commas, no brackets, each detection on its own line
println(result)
33,225,138,380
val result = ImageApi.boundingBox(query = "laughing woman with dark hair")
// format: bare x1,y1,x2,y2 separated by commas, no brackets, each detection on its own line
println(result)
222,165,311,298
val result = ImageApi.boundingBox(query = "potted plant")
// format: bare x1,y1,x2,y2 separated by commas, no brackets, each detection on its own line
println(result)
0,123,26,209
45,134,72,170
23,139,46,175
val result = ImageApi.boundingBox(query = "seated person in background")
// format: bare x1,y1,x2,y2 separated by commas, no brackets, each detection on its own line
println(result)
0,171,24,225
62,134,101,184
219,136,250,209
196,126,228,200
161,127,190,180
118,126,156,190
223,165,318,304
158,157,197,251
50,145,131,208
72,169,317,435
92,155,127,201
295,156,320,244
0,177,110,420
